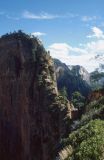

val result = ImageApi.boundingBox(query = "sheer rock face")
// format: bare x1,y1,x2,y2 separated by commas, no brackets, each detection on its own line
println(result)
54,59,91,98
0,33,69,160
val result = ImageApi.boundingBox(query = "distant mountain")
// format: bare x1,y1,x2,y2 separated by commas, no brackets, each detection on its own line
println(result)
68,65,91,85
90,70,104,89
54,59,91,98
90,54,104,89
93,54,104,62
99,64,104,72
90,54,104,72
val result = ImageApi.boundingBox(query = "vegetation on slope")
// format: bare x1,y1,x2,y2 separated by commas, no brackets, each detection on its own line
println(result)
71,91,85,110
61,120,104,160
59,89,104,160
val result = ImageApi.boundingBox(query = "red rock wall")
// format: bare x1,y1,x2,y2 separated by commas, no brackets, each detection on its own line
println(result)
0,33,69,160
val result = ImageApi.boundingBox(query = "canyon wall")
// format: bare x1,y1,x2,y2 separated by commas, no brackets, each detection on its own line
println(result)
0,32,70,160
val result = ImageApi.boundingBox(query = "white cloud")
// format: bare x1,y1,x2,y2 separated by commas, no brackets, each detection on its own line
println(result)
22,11,61,20
22,11,79,20
86,40,104,53
68,54,99,72
48,43,71,58
6,15,20,20
48,43,88,59
48,39,104,72
31,32,46,37
87,27,104,39
0,10,77,21
81,16,98,22
0,11,20,20
65,13,79,18
0,10,20,21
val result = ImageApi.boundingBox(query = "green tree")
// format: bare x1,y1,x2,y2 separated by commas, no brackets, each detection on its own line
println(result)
71,91,85,110
60,87,68,100
61,120,104,160
73,120,104,160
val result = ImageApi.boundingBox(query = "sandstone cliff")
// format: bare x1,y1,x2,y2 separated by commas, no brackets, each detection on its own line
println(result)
54,59,91,98
0,32,70,160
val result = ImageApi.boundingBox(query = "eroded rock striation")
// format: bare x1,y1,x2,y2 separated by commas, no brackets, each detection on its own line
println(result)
0,32,70,160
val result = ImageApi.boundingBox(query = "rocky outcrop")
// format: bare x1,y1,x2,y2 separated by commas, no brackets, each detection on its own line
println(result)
54,59,91,98
68,65,91,85
88,89,104,101
0,32,70,160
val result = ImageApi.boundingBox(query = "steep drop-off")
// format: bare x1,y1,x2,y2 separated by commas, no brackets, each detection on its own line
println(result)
0,32,70,160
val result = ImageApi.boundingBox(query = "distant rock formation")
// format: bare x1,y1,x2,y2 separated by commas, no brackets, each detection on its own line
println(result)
90,70,104,89
54,59,91,98
0,32,70,160
68,65,91,85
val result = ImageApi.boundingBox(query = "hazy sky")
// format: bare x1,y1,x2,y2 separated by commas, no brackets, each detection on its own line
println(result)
0,0,104,72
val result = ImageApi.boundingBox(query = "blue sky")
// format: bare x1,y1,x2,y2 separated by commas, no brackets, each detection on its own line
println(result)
0,0,104,72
